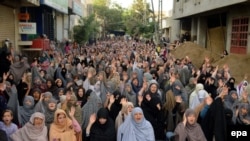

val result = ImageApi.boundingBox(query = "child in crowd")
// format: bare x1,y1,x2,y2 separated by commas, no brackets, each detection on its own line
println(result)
0,109,18,141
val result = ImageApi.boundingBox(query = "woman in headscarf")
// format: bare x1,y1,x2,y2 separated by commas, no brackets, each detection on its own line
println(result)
189,89,209,110
107,90,123,121
65,95,83,125
11,112,48,141
32,76,47,93
162,90,186,141
83,67,96,91
16,72,30,106
82,90,102,132
224,90,238,110
35,92,53,114
232,103,250,125
97,71,109,104
85,108,116,141
18,96,35,127
76,87,87,108
30,88,42,105
131,77,141,94
189,83,205,109
138,90,165,141
44,98,57,129
122,83,136,106
45,78,58,98
49,109,81,141
117,107,155,141
115,102,134,131
174,109,207,141
55,78,64,89
54,88,64,101
108,65,120,90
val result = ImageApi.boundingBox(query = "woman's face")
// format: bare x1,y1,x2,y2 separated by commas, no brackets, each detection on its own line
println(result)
133,112,143,123
25,99,32,106
34,117,43,127
132,79,138,86
98,74,103,81
125,85,131,92
187,114,196,125
231,93,238,100
47,81,52,88
150,84,157,93
240,107,248,115
78,89,84,97
98,118,107,125
56,80,62,87
2,111,13,125
33,92,41,101
218,79,224,87
127,105,134,113
58,90,64,97
44,95,51,102
57,113,66,125
48,102,56,110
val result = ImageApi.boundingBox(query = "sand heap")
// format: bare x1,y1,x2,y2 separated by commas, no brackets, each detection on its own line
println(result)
170,42,250,83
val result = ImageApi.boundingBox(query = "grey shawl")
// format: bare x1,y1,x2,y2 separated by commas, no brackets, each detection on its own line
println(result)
18,96,35,127
11,112,48,141
10,59,30,84
81,91,102,128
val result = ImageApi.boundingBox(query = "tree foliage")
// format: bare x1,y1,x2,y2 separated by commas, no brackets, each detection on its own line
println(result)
93,0,124,34
123,0,154,38
73,14,99,44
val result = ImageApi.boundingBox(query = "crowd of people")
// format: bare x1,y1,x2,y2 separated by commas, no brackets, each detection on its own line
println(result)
0,38,250,141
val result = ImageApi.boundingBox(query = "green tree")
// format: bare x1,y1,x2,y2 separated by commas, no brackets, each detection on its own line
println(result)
123,0,154,38
93,0,124,36
73,14,99,44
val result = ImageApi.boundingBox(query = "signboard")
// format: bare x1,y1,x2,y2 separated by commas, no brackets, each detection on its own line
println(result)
18,13,30,20
73,1,83,17
41,0,68,14
19,22,37,34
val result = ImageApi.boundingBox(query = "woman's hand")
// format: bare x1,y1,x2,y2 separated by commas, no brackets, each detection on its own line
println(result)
183,113,187,126
69,106,76,118
89,113,96,125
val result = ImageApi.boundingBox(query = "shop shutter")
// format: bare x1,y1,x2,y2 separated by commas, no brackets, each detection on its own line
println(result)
0,4,15,47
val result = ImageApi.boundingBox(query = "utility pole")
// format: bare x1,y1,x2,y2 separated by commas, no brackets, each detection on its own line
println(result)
150,0,160,45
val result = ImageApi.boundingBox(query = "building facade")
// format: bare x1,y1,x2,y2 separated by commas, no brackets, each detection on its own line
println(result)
172,0,250,54
0,0,84,52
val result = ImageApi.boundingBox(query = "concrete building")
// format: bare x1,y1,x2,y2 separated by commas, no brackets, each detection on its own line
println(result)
0,0,84,53
172,0,250,54
0,0,40,51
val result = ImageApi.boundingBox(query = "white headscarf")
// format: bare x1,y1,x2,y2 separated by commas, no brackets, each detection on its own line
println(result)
117,107,155,141
11,112,48,141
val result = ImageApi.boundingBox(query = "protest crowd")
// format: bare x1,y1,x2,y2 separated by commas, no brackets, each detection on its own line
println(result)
0,38,250,141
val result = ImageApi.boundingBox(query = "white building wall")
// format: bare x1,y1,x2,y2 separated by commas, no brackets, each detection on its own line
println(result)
169,18,181,42
191,17,198,42
56,13,63,41
64,14,69,40
197,17,207,47
173,0,248,19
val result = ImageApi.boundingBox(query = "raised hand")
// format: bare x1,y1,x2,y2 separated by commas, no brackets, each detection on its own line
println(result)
69,106,76,118
89,113,96,125
109,94,115,104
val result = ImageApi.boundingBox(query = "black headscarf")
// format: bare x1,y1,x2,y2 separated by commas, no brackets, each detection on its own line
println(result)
109,90,122,121
90,108,116,141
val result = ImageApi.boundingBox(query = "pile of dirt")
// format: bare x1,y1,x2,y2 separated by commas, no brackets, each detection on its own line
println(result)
170,42,250,83
214,54,250,83
171,42,221,68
